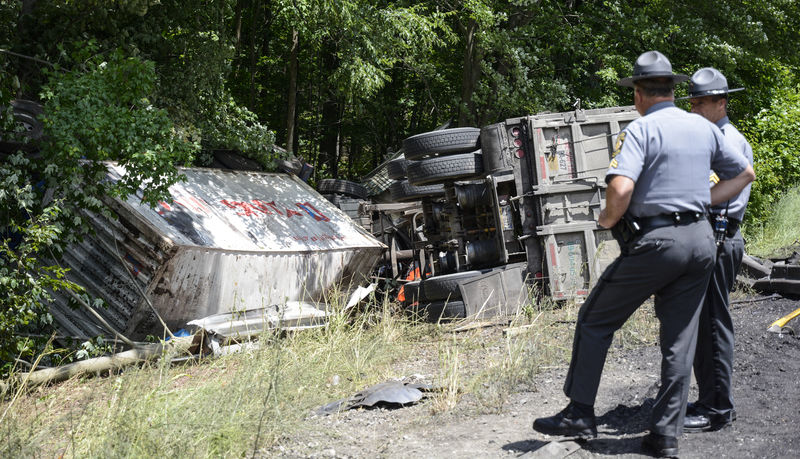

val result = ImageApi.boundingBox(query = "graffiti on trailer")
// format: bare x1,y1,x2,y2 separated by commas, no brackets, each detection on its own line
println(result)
157,195,211,216
292,234,346,242
155,193,344,242
220,199,331,222
156,196,331,222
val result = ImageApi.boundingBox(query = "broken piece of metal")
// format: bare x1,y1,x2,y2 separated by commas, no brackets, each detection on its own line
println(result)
741,253,772,279
187,301,328,339
314,380,433,415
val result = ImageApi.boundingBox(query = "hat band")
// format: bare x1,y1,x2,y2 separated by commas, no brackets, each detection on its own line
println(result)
696,88,729,95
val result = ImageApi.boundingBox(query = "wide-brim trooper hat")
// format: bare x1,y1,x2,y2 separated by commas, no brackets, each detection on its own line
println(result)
617,50,689,88
677,67,744,100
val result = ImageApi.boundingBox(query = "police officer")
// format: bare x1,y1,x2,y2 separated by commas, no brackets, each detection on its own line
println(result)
532,51,755,458
679,68,752,433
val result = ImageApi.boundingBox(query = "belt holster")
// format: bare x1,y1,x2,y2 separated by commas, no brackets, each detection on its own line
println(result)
612,213,641,247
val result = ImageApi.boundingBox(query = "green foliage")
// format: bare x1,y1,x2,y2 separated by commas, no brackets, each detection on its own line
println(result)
745,187,800,258
1,0,799,369
198,96,279,169
0,47,198,372
741,80,800,225
40,47,197,207
75,335,114,360
13,0,275,168
0,159,76,373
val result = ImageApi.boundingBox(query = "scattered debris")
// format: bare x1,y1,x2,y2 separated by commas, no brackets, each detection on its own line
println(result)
730,293,781,306
753,256,800,296
520,440,581,458
345,284,377,310
741,253,772,279
187,302,328,340
314,380,434,416
10,334,203,388
767,306,800,334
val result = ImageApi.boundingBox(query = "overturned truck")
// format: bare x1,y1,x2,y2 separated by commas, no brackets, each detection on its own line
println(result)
388,106,640,320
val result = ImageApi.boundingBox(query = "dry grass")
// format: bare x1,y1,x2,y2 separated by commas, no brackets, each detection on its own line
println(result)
745,186,800,258
0,283,661,458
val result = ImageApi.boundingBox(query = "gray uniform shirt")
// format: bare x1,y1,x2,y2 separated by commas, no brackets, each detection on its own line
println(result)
710,116,753,221
606,101,749,218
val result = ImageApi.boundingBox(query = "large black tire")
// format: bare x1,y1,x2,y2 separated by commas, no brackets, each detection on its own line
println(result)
317,179,368,199
406,151,485,186
321,193,341,206
386,158,409,180
406,300,467,322
419,270,486,301
389,180,445,202
403,128,481,160
0,99,44,153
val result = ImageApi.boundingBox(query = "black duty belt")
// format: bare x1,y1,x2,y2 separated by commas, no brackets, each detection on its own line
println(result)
638,211,705,232
709,214,741,237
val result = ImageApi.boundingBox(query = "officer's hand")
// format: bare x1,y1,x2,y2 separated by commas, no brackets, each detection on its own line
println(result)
598,209,618,229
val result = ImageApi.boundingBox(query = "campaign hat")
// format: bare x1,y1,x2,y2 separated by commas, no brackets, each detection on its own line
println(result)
617,50,689,88
678,67,744,99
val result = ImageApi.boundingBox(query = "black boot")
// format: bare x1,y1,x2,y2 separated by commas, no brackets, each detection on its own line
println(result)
532,402,597,439
684,402,737,433
641,432,678,458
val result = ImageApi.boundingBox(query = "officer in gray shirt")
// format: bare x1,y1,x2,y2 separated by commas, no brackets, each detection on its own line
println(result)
679,68,753,433
532,51,755,458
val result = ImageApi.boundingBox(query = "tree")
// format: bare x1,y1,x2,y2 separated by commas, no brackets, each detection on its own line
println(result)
0,48,197,373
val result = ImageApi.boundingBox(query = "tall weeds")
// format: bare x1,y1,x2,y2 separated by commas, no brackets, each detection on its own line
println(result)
0,282,661,457
745,186,800,258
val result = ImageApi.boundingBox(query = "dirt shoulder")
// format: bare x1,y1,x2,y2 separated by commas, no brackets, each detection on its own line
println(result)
274,294,800,458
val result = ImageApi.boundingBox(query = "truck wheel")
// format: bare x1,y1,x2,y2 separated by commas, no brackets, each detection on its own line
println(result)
0,99,44,153
406,151,485,186
389,180,445,202
403,127,480,160
317,179,368,199
386,158,409,180
419,270,486,301
321,194,341,206
411,300,467,322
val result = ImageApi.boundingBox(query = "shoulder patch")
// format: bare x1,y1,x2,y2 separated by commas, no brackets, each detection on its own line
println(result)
709,171,720,185
610,158,618,169
612,131,626,158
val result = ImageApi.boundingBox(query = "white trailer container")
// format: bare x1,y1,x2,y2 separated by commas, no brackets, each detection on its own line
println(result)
50,166,386,341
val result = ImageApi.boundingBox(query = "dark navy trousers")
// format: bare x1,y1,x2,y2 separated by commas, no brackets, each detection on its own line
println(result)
693,229,743,420
563,219,717,437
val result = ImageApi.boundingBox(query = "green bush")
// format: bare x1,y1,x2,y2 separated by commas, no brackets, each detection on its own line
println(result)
741,83,800,225
0,48,198,375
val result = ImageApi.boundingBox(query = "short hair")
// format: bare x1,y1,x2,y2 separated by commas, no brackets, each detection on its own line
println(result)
634,77,674,97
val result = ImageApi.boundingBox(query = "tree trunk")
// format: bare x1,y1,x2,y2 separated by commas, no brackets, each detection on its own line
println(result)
320,39,340,177
458,18,479,127
233,0,243,55
16,336,196,387
20,0,36,14
285,29,299,152
320,99,340,177
248,0,259,107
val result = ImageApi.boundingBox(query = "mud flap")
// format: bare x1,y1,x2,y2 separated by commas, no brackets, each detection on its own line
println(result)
457,262,529,319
